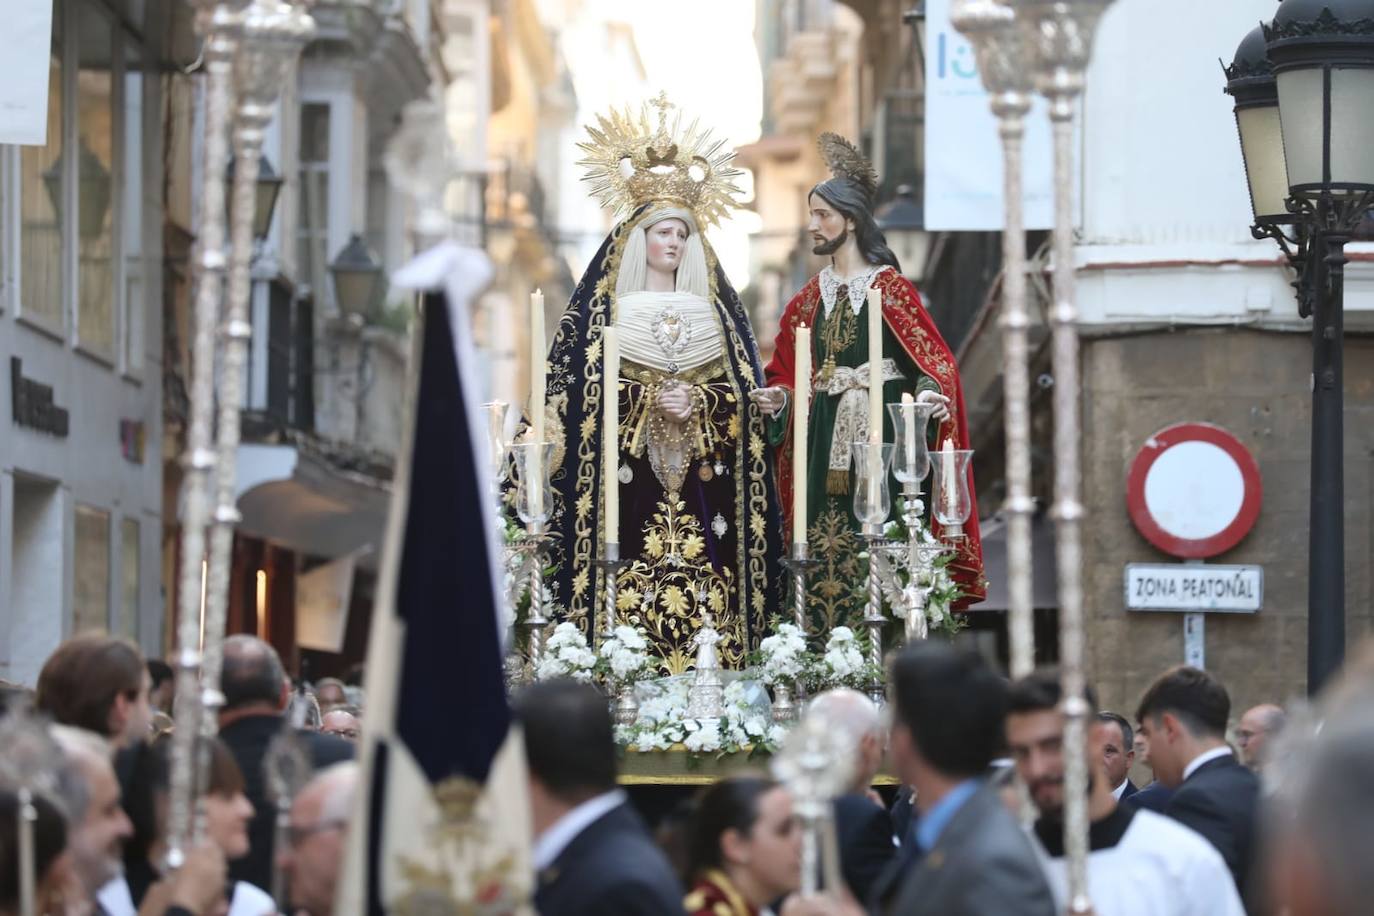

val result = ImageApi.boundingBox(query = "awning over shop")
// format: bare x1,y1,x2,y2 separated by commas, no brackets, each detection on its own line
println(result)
971,512,1059,612
235,443,391,569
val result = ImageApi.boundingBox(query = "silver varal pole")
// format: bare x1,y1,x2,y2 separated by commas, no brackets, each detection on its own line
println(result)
166,0,242,868
201,0,315,736
1015,0,1113,912
953,0,1036,680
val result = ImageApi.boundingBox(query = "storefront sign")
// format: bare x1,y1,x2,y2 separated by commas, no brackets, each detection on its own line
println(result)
11,358,69,437
1124,563,1263,613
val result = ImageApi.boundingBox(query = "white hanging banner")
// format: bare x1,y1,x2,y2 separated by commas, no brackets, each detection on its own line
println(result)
923,0,1055,231
0,0,54,145
295,547,368,652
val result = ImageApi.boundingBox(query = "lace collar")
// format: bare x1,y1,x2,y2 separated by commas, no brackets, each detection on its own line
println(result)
819,264,890,319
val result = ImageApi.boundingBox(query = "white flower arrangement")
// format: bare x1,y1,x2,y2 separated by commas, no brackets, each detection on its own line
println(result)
534,622,598,683
757,623,809,685
818,627,867,686
598,625,654,687
619,677,777,756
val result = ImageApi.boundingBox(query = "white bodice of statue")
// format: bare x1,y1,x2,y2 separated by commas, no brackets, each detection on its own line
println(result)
615,291,723,375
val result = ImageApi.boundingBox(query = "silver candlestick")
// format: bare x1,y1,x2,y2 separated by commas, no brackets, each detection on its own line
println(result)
779,542,821,635
595,546,633,723
862,529,894,708
593,544,626,642
517,526,551,676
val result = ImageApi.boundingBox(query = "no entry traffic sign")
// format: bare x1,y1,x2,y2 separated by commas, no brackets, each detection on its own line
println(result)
1126,423,1262,559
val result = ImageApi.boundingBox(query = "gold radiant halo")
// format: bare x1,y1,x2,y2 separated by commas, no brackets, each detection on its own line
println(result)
577,92,743,229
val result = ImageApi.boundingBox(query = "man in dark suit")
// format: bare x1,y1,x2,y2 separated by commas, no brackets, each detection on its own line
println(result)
1096,712,1138,801
808,689,896,902
217,635,353,893
1136,665,1259,902
515,679,685,916
867,644,1056,916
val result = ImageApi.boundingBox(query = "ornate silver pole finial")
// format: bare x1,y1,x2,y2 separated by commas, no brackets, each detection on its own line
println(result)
0,706,64,916
772,711,856,895
384,95,457,245
166,0,248,870
953,0,1038,681
200,0,315,797
1012,1,1113,912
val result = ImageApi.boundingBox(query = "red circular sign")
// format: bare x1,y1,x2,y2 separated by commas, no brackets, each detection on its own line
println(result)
1126,423,1262,559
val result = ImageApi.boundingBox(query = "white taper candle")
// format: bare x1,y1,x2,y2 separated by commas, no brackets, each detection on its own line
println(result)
603,326,620,545
793,326,811,545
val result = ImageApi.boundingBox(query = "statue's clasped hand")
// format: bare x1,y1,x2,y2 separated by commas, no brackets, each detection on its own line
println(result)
748,386,787,418
657,383,694,422
916,390,951,423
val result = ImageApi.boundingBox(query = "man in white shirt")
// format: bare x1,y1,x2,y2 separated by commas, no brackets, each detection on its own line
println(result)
1136,666,1259,903
1007,670,1245,916
516,679,685,916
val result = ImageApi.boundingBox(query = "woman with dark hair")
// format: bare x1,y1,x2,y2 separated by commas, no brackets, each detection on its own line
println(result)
683,777,801,916
0,790,77,916
99,737,272,916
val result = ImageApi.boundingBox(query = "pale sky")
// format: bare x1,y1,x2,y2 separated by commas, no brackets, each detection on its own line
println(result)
573,0,765,289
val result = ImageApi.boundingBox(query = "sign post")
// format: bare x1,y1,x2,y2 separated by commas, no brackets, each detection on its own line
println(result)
1125,424,1263,667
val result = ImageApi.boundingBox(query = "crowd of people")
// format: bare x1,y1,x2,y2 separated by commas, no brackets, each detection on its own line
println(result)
0,630,1370,915
0,634,358,916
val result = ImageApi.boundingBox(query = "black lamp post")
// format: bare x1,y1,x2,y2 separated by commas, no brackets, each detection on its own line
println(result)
1225,0,1374,694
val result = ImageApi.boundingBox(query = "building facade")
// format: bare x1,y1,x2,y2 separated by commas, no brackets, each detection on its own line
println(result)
742,0,1374,713
0,0,174,684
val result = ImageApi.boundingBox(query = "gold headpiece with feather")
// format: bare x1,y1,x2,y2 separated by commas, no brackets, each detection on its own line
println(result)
817,132,879,207
577,93,742,229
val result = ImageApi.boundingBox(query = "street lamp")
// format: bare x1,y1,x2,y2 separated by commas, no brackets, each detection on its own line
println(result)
329,233,385,320
875,185,932,282
1223,26,1290,227
227,154,285,240
1225,0,1374,694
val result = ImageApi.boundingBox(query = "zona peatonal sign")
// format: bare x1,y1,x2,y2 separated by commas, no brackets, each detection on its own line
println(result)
1125,563,1262,613
1124,423,1264,615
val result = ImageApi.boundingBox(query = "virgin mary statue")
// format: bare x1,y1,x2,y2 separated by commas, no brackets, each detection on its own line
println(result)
525,97,782,675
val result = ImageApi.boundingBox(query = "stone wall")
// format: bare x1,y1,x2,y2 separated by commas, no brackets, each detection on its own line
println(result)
1080,328,1374,721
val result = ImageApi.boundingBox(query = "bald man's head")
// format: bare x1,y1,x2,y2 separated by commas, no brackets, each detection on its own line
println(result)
280,763,357,916
808,688,886,791
222,635,288,713
1239,703,1286,770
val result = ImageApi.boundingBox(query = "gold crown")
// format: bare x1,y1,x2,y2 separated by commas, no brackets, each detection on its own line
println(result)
577,92,742,229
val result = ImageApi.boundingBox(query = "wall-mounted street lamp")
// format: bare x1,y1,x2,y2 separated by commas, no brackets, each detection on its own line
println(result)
329,233,385,320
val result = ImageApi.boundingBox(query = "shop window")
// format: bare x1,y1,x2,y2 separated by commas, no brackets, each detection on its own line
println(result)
74,0,117,357
120,517,139,641
74,504,111,634
19,6,64,331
